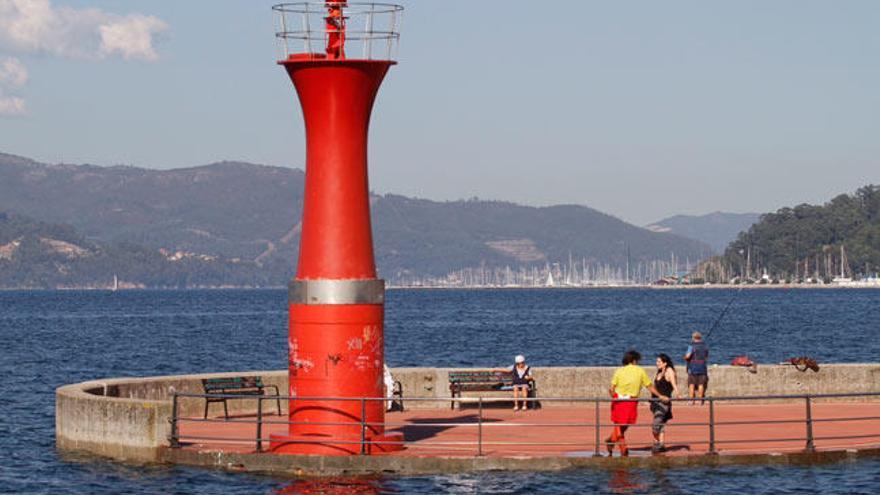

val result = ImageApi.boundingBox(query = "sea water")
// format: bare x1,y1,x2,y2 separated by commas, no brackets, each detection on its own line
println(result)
1,288,878,494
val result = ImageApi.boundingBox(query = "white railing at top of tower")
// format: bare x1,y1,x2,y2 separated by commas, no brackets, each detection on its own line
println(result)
273,3,403,61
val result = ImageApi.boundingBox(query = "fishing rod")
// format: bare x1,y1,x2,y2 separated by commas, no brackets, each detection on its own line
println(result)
704,284,745,339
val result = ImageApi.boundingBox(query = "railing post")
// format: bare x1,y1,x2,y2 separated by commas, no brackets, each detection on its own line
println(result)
255,396,263,453
477,397,484,457
169,392,180,448
388,9,396,57
279,6,289,57
593,398,602,457
707,398,717,455
360,398,367,455
804,396,815,452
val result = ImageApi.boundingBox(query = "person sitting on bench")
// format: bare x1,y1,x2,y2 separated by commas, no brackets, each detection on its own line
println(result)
497,354,534,411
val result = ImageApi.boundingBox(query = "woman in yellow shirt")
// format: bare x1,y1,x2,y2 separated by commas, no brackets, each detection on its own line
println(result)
606,350,669,456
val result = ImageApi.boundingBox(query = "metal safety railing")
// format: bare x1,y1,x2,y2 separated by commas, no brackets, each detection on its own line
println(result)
169,392,880,456
273,3,403,61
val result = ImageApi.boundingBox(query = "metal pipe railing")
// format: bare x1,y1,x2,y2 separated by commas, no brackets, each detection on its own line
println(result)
169,393,180,448
593,398,601,457
272,2,403,61
170,391,880,401
805,396,815,452
256,396,263,452
168,392,880,456
360,398,367,455
708,398,717,454
477,397,484,456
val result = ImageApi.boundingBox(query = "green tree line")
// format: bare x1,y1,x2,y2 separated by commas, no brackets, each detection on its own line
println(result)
696,185,880,283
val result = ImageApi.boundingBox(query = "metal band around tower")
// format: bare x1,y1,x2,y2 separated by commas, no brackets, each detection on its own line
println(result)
288,279,385,305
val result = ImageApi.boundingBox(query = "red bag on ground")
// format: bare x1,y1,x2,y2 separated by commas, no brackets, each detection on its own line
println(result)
731,355,754,367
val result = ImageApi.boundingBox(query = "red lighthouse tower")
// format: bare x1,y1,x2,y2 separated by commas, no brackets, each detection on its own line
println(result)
269,2,404,455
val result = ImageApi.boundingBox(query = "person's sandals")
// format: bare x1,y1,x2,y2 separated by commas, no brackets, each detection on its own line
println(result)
605,437,615,455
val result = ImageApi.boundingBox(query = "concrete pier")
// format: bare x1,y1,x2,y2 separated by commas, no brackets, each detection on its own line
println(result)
56,365,880,475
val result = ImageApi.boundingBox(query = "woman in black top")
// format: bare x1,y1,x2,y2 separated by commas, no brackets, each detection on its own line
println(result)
651,353,679,453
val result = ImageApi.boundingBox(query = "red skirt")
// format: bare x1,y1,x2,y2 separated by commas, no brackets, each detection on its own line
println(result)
610,394,639,425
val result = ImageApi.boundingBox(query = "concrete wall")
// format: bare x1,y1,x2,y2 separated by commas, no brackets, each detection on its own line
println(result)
56,380,172,462
94,370,288,418
391,364,880,409
55,370,287,462
56,364,880,461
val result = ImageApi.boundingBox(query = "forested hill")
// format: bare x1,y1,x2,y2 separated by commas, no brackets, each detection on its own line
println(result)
699,185,880,282
0,212,269,289
0,152,711,286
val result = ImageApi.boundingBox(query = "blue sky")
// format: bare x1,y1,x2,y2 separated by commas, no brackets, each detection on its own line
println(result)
1,1,878,224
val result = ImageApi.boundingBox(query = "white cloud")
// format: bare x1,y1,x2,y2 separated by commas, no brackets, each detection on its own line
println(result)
98,14,167,61
0,94,25,115
0,0,168,60
0,56,28,86
0,56,26,115
0,1,167,117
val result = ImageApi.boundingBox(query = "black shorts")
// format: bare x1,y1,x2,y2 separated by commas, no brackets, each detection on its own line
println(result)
688,374,708,387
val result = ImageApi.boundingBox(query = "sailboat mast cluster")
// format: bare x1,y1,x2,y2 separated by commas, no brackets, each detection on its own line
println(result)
392,256,685,288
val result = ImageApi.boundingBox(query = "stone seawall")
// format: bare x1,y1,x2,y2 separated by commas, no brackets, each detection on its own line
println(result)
56,380,171,462
394,363,880,409
56,364,880,463
55,371,286,462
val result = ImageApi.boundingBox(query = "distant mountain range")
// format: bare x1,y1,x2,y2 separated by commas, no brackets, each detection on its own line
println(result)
645,212,761,253
0,152,713,287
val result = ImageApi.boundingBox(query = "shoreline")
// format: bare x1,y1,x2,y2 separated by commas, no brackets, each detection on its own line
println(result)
387,283,880,290
4,283,880,291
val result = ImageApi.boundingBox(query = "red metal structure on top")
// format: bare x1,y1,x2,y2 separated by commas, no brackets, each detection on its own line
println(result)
324,2,346,59
268,2,403,455
273,2,401,62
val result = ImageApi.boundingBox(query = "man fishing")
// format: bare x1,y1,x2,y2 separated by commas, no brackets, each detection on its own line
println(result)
684,331,709,405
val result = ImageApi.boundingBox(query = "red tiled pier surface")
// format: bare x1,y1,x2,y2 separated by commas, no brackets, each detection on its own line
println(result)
177,401,880,458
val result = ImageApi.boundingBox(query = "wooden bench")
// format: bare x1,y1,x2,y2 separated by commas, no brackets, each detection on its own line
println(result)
201,376,282,419
448,370,538,410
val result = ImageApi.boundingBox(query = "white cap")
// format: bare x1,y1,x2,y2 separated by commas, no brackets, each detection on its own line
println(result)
515,355,525,363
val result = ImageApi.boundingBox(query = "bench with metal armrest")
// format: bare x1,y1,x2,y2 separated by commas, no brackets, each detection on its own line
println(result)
201,376,282,419
448,370,537,410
